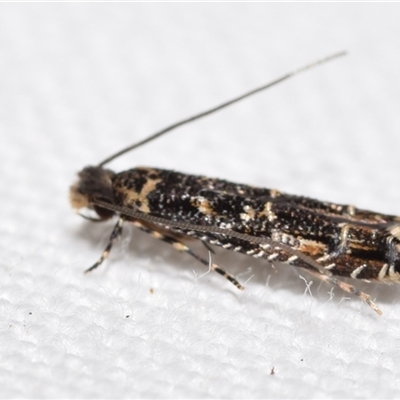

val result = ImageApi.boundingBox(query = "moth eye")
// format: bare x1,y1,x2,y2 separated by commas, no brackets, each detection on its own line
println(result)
93,205,114,220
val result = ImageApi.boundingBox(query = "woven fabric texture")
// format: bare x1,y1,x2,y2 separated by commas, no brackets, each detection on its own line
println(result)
1,4,400,398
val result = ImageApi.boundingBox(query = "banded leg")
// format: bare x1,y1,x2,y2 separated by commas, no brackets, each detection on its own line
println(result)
85,217,124,273
260,243,382,314
303,268,382,315
132,221,244,290
181,229,382,313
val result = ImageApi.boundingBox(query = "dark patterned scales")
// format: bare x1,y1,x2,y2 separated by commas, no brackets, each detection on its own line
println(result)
71,165,400,315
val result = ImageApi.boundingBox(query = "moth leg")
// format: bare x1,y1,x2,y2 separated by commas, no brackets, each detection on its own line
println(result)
303,268,382,315
132,221,244,290
85,217,124,273
201,240,215,254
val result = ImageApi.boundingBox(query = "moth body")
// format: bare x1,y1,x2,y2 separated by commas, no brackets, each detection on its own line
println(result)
71,166,400,289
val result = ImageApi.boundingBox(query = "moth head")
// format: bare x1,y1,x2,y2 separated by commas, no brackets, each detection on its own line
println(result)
70,166,116,220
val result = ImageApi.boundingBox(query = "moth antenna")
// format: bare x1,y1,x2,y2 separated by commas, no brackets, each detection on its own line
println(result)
99,51,346,167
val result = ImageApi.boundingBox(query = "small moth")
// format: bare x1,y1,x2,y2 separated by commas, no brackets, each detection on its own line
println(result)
70,51,397,315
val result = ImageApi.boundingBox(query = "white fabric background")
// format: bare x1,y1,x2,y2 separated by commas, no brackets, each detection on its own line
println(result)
1,3,400,399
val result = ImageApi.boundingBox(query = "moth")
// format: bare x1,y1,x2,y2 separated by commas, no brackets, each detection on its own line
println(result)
70,51,397,315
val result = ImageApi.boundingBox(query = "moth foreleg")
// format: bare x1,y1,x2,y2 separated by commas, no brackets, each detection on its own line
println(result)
303,268,382,315
85,217,124,273
132,221,244,290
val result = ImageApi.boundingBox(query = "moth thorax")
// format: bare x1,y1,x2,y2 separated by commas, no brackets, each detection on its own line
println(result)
70,166,116,220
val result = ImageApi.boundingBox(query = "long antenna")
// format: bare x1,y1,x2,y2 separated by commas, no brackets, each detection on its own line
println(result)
99,51,346,167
